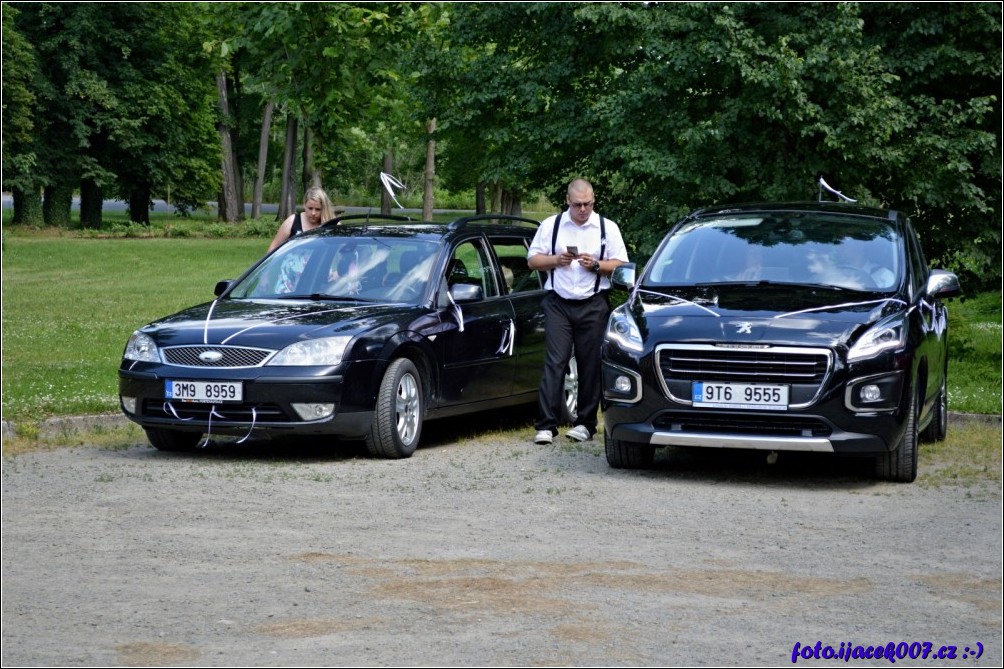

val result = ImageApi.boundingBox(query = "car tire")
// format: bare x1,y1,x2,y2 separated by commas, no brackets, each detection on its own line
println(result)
146,427,202,452
875,388,918,483
562,355,578,425
604,428,655,469
919,377,948,443
365,358,423,459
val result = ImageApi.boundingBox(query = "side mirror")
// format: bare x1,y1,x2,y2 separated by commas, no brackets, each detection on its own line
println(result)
611,263,636,291
450,283,483,303
214,280,233,297
926,270,961,300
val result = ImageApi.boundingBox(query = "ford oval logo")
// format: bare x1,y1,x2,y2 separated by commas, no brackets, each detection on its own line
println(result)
199,350,224,363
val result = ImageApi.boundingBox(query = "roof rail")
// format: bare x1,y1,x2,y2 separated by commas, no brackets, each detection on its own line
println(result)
321,212,416,229
448,214,541,231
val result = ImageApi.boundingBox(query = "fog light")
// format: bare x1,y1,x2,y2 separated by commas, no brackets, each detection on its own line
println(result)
292,403,335,421
861,384,883,402
614,376,633,393
121,396,137,414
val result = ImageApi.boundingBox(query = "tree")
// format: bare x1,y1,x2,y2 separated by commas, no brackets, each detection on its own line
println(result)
1,3,42,225
216,69,243,223
416,3,1001,289
860,3,1001,289
9,3,220,227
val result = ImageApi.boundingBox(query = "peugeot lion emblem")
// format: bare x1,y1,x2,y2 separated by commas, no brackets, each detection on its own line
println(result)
199,350,224,363
736,322,753,335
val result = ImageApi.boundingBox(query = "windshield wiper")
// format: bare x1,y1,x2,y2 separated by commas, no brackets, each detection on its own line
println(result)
697,280,848,291
280,293,369,301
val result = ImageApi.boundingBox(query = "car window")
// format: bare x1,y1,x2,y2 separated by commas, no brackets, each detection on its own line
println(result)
448,240,498,298
647,214,900,291
905,222,928,297
490,238,538,294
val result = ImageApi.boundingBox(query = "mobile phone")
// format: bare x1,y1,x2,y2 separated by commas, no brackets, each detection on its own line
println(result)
566,246,578,255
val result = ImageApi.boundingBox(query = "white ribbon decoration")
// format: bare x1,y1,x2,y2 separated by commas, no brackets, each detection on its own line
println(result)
380,172,407,210
818,177,857,203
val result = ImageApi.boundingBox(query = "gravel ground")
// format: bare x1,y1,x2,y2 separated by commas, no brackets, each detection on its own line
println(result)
2,412,1001,667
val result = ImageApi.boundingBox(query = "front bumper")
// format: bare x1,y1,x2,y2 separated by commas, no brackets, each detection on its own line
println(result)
601,368,909,457
118,359,381,439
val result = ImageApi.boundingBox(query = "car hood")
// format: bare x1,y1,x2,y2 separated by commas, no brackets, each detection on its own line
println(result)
140,298,423,348
631,284,906,348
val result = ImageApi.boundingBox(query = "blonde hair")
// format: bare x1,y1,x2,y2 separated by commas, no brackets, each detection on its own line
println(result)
303,187,336,222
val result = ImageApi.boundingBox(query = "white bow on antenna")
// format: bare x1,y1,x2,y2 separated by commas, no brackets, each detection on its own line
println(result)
380,172,406,209
818,177,857,203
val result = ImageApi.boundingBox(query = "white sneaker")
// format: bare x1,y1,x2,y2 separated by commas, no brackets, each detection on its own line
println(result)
534,430,553,445
566,425,592,442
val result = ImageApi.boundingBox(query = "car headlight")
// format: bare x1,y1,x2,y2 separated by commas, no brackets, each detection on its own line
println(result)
124,332,160,362
267,336,352,366
847,315,906,362
606,305,643,352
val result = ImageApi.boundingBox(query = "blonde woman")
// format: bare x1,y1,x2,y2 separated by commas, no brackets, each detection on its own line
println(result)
267,187,336,253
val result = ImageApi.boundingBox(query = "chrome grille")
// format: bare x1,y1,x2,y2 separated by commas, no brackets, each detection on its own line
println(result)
656,344,832,408
162,345,274,368
658,345,829,384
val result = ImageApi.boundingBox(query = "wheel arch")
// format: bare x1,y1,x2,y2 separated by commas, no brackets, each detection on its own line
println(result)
373,332,438,409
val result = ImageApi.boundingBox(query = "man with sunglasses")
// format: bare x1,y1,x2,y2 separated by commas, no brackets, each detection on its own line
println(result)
527,179,629,445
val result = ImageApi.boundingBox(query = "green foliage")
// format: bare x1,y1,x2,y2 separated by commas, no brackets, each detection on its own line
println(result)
7,3,221,225
416,3,1001,288
1,3,38,194
860,3,1002,294
5,2,999,291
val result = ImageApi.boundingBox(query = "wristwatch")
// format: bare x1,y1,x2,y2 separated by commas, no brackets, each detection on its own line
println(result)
591,259,601,273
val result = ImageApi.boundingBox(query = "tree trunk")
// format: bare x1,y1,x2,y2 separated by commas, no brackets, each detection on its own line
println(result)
12,186,42,226
302,124,320,192
216,70,242,223
128,185,152,225
490,182,502,214
381,151,394,215
502,189,522,216
252,100,274,220
422,118,436,221
79,179,103,229
475,182,486,215
43,182,73,227
278,113,298,221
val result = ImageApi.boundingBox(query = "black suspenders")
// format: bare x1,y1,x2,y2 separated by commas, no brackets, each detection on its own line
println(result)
550,211,606,293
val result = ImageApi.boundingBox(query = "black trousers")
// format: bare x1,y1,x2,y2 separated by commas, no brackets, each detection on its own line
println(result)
536,290,610,435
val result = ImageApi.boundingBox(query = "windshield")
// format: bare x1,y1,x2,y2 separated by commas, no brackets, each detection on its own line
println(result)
646,213,901,291
229,236,441,302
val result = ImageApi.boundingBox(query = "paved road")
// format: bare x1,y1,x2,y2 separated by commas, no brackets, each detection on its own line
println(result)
1,410,1001,667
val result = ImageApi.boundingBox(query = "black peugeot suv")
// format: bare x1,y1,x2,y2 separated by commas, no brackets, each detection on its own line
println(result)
600,202,961,482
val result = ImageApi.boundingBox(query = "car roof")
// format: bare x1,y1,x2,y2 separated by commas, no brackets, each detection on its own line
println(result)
310,213,540,241
686,201,902,224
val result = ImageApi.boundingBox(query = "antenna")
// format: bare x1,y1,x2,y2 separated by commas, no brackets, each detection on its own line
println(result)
818,177,857,203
